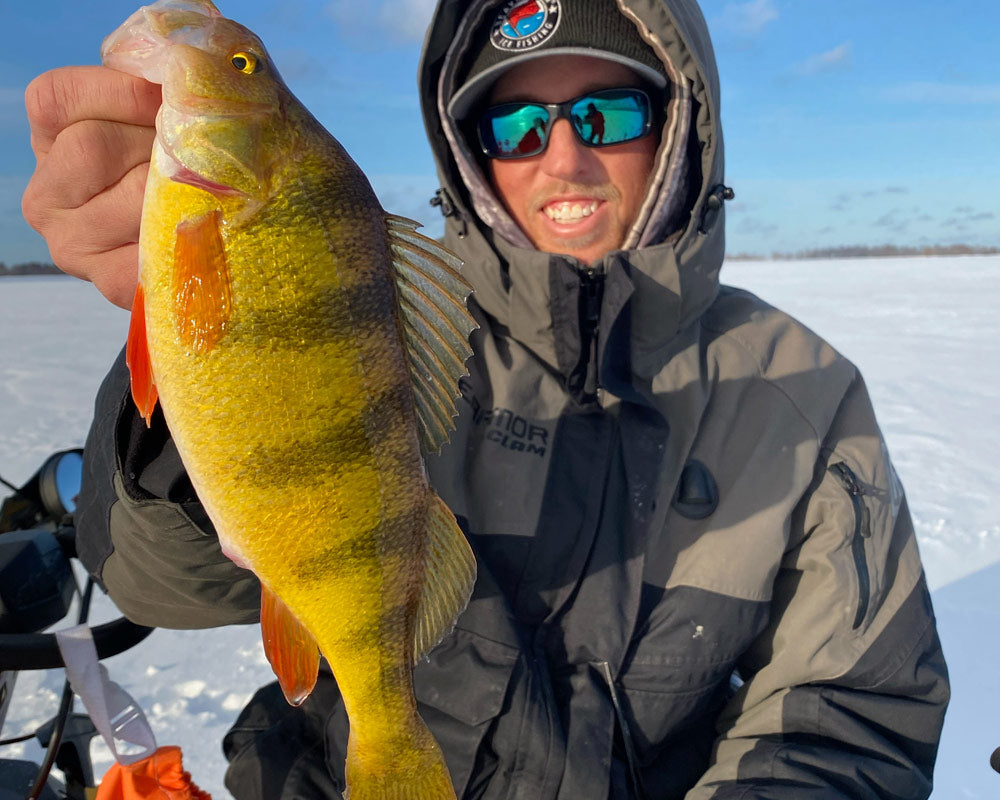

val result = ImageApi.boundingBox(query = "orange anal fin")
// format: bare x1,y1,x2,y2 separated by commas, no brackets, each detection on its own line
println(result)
125,284,158,427
174,209,232,353
261,586,320,707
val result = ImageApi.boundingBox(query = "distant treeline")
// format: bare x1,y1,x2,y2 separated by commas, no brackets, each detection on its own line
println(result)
3,244,999,274
0,261,63,276
728,244,1000,261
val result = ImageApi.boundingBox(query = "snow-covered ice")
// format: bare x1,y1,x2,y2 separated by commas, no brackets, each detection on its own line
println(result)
1,258,998,797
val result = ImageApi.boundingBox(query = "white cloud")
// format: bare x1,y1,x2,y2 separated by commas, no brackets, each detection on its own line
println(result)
716,0,779,36
795,42,852,76
378,0,437,43
325,0,436,44
882,82,1000,105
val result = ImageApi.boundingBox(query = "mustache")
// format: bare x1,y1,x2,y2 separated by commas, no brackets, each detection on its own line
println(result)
528,182,621,215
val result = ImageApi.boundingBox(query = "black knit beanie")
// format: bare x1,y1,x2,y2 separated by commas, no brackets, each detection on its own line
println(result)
448,0,667,119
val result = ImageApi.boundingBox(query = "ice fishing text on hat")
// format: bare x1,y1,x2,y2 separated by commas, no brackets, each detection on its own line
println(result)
449,0,668,119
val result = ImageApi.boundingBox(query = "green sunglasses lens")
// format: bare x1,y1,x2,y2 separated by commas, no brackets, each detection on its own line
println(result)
479,88,652,159
570,90,650,146
482,103,550,158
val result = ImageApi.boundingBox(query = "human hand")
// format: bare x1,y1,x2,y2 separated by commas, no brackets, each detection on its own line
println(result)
21,66,161,310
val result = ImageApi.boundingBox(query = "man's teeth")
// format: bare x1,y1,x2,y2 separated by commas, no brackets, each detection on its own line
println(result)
543,201,599,222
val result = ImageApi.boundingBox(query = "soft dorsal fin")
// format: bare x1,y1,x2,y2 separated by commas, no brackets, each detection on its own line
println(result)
412,491,477,662
386,215,475,455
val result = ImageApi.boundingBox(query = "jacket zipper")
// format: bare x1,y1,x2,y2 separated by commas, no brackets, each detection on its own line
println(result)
829,462,872,629
579,270,604,401
598,661,649,800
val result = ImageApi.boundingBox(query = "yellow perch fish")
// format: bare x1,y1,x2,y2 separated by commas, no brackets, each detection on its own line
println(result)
101,2,476,797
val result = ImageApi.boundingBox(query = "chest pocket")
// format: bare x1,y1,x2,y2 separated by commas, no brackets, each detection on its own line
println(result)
617,585,769,756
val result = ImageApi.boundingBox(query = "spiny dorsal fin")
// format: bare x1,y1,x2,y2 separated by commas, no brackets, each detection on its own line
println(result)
413,492,476,662
386,214,475,455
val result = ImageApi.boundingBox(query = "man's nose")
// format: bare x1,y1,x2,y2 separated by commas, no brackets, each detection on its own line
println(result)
539,118,593,180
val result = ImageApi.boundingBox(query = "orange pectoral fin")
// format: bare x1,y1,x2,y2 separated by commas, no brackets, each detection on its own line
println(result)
174,209,232,353
261,586,320,707
126,284,158,427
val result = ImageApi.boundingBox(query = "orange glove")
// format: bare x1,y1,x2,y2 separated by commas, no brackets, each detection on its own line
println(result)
96,746,211,800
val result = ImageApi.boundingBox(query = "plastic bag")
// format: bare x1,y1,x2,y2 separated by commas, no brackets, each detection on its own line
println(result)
96,746,211,800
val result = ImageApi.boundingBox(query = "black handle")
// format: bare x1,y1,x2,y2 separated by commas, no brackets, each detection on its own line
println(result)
0,616,154,671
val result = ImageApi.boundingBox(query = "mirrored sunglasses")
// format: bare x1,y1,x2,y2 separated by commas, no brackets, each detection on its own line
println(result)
477,87,654,160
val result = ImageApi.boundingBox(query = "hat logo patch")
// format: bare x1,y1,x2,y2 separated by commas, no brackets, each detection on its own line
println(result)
491,0,561,51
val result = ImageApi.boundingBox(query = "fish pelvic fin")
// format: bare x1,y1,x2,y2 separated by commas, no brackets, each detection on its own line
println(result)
126,284,158,426
345,715,456,800
174,209,232,353
386,215,476,455
412,491,476,663
261,585,320,706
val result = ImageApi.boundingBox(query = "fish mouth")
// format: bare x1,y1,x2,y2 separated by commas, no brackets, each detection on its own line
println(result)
101,0,222,83
106,0,271,200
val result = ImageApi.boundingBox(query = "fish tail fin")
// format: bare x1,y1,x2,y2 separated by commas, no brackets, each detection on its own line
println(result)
412,491,476,662
344,716,456,800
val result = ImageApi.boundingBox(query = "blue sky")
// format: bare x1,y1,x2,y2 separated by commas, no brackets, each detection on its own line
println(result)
1,0,997,263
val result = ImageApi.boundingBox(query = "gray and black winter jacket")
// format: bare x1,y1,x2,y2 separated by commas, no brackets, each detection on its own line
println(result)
75,0,948,798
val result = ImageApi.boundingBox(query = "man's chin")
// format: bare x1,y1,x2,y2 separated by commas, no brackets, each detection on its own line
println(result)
533,228,613,265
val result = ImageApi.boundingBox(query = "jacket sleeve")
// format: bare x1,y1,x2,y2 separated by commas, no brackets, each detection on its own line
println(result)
76,348,261,628
687,374,949,799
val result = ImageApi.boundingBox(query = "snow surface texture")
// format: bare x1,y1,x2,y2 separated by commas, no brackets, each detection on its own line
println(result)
1,259,998,798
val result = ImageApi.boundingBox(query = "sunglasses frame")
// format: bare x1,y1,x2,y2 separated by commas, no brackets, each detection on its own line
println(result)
477,87,655,160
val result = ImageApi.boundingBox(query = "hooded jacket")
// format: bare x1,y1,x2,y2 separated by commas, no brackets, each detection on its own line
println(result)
75,0,949,798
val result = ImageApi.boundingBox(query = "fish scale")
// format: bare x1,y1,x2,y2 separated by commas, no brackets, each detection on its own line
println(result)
102,2,477,798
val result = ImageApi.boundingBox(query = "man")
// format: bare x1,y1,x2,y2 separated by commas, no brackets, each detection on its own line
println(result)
583,101,606,144
22,0,948,798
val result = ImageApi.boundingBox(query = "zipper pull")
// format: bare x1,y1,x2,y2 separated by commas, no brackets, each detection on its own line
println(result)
582,270,603,324
830,462,871,538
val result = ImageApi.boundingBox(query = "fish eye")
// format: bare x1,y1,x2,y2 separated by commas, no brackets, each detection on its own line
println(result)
230,51,260,75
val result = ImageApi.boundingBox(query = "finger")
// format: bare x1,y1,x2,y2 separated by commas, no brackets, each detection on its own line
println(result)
26,66,161,158
25,119,154,216
42,159,148,264
71,244,141,311
36,161,148,308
